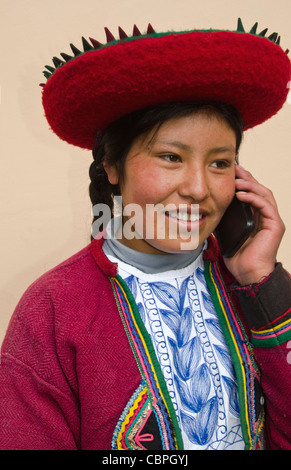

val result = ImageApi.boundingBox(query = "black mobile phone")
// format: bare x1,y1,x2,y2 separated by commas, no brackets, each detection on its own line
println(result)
214,196,255,258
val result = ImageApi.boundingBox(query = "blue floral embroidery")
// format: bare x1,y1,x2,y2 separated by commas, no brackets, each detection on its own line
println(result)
181,396,219,446
121,264,244,450
222,376,240,418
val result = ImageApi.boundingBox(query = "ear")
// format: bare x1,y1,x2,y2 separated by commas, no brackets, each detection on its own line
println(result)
103,163,119,185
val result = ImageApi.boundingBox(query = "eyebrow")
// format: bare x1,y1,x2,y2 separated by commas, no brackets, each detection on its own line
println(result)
151,140,236,154
208,146,237,154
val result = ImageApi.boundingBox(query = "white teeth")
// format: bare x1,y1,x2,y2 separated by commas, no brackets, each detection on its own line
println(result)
166,211,202,222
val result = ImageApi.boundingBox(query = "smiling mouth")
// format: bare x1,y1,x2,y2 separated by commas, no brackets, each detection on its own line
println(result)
164,210,204,222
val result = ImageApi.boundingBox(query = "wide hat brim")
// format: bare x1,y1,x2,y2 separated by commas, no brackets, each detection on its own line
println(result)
41,20,291,150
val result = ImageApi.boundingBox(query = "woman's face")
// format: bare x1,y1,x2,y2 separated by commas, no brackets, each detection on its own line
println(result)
106,113,237,254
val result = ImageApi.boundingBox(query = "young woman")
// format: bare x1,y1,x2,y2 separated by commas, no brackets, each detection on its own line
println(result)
1,20,291,450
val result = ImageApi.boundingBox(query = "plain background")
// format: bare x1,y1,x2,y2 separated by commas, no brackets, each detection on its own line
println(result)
1,0,291,344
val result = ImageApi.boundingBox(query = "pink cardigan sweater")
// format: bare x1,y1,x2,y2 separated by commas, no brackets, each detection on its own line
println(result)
1,236,291,450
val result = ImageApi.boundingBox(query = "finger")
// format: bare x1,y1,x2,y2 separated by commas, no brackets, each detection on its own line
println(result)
235,164,258,183
236,191,283,230
235,179,278,208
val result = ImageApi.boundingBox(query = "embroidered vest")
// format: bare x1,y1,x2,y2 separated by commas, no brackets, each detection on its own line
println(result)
109,258,265,450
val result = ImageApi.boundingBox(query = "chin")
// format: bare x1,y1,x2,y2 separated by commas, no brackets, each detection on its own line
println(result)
144,236,202,254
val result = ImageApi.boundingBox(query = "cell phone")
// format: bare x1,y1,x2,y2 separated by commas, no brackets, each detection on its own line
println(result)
214,195,255,258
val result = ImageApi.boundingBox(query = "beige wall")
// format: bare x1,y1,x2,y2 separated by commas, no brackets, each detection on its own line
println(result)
1,0,291,343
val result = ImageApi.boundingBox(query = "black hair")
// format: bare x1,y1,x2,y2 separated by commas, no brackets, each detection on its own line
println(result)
89,101,244,234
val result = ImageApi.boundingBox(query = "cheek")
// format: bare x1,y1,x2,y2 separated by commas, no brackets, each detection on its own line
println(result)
214,178,236,211
122,165,172,206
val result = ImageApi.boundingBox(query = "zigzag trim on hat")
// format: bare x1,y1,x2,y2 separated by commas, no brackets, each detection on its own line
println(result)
41,18,288,82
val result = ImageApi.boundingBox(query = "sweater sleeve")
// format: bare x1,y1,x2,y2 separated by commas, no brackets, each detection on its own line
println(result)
232,263,291,346
0,280,80,450
232,263,291,449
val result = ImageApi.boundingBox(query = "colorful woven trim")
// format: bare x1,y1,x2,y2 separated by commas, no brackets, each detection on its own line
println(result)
251,313,291,347
204,260,265,450
111,381,158,450
110,275,183,450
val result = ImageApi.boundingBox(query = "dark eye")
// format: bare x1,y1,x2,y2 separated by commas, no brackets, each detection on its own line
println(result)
161,154,181,163
211,160,231,169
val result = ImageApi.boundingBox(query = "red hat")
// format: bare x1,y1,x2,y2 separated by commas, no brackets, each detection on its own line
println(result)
41,18,291,150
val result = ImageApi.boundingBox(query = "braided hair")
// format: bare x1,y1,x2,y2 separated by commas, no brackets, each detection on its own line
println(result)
88,101,244,239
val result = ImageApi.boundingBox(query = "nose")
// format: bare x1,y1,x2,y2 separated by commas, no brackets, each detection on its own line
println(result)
178,166,210,202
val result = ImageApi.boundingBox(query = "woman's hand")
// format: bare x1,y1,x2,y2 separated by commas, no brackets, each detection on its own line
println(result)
223,165,285,286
